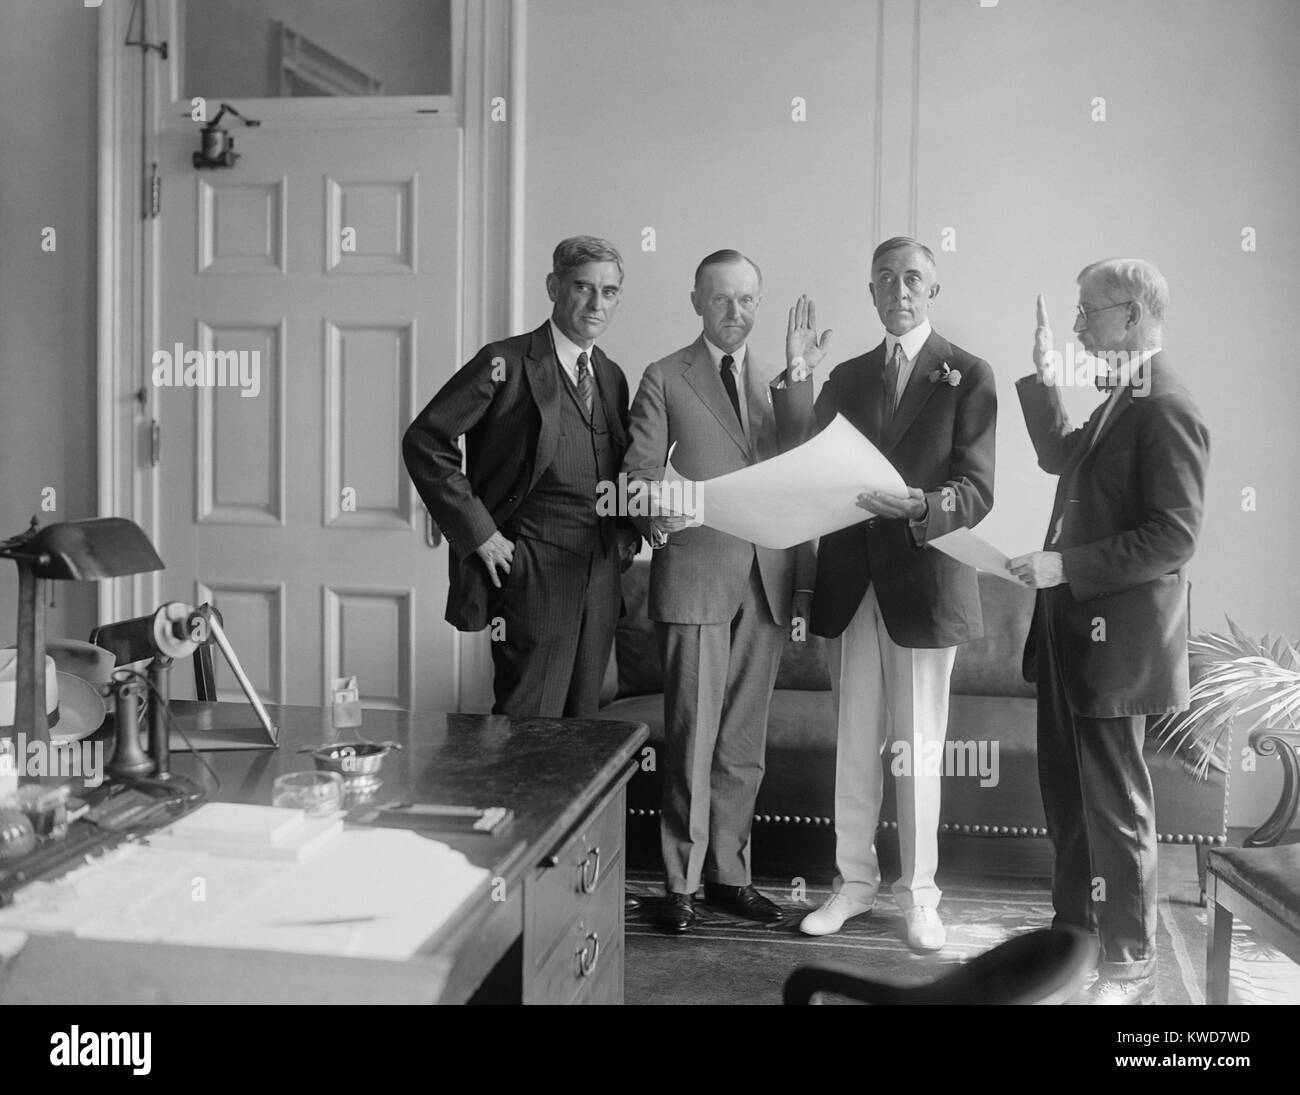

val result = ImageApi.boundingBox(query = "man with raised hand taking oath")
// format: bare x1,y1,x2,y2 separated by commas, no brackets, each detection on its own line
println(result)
623,250,813,935
1009,261,1209,1004
773,237,996,952
403,236,639,719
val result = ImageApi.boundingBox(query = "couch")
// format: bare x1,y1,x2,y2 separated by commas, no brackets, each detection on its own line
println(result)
598,559,1232,897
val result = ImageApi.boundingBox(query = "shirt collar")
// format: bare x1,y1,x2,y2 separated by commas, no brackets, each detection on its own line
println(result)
1101,347,1160,395
549,319,595,375
703,336,747,375
885,318,932,363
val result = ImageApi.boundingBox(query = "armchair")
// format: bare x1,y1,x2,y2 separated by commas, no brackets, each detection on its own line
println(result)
1205,728,1300,1004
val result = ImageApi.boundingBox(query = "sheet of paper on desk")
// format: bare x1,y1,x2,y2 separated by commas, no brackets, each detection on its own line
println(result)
665,415,907,549
0,829,489,961
174,829,489,959
927,527,1024,585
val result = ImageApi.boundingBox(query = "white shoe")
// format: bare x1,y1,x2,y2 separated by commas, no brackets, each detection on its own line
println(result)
903,906,946,952
799,893,874,936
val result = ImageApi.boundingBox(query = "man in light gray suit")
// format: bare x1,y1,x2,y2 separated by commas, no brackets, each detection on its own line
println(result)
623,250,813,933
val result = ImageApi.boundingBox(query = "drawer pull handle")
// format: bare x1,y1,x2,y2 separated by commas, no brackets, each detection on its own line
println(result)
579,845,601,894
577,930,601,977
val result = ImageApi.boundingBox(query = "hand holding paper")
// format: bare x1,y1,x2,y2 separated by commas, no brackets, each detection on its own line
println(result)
927,527,1024,585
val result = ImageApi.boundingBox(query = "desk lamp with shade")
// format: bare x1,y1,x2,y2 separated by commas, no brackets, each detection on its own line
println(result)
0,517,164,773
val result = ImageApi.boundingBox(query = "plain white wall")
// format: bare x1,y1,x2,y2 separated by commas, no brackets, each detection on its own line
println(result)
523,0,881,380
522,0,1300,826
0,2,100,649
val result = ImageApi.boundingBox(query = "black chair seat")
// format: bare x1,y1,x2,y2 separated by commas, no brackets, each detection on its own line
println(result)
1208,845,1300,935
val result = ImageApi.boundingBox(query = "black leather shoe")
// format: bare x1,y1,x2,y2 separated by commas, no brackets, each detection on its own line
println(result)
703,882,783,923
658,893,696,934
625,893,642,911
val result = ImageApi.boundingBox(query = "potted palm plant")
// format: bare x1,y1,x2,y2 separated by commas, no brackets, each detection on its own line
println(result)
1155,619,1300,781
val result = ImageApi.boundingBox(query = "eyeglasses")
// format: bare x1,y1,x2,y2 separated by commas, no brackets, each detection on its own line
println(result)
1075,300,1133,325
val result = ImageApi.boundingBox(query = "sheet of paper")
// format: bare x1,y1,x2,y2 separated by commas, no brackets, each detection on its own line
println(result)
665,414,907,549
0,828,489,962
928,527,1023,584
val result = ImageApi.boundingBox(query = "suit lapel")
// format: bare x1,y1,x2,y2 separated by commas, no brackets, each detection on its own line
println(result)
854,344,887,446
742,351,778,461
522,322,561,491
882,332,944,453
683,336,749,454
592,347,626,448
1064,366,1142,486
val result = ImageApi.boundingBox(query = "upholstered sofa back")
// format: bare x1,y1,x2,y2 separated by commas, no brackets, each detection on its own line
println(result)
606,560,1035,702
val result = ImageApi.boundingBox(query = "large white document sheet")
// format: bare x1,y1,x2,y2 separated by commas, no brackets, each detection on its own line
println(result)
661,414,907,549
927,527,1024,584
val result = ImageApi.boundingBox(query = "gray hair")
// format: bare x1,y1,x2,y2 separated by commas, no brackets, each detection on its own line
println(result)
1078,258,1168,321
872,236,937,269
552,236,624,282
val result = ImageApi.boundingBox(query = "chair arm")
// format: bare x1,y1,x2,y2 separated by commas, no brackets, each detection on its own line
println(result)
1244,728,1300,848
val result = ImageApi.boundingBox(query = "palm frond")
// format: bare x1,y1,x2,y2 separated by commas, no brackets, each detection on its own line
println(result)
1153,616,1300,780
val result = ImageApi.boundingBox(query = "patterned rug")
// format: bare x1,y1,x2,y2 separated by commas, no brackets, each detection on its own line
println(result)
624,866,1300,1006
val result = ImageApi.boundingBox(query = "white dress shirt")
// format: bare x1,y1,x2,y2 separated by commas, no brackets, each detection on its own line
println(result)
549,319,596,388
882,318,933,412
1088,347,1160,450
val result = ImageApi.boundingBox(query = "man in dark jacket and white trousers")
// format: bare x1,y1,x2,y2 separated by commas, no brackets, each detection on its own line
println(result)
773,237,997,952
402,236,639,719
1009,259,1210,1004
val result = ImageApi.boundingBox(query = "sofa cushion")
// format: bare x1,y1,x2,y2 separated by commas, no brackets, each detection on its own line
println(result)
949,573,1037,699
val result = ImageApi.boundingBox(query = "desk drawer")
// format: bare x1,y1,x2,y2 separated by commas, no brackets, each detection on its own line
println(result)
527,784,626,967
527,860,623,1005
572,943,622,1005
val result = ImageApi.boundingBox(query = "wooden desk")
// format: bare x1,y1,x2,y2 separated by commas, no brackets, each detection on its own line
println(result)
3,705,647,1006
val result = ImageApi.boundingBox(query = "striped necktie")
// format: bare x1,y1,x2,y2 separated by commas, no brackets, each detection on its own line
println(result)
883,343,904,420
576,351,594,416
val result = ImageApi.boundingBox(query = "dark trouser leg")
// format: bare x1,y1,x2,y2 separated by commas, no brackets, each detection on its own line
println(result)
1036,618,1095,934
1075,711,1158,980
563,548,621,718
1037,611,1157,980
489,537,586,718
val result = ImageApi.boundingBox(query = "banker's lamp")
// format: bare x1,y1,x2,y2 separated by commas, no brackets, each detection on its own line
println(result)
0,517,164,757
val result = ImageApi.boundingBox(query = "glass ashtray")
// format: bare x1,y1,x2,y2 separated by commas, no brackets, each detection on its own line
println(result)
271,771,344,816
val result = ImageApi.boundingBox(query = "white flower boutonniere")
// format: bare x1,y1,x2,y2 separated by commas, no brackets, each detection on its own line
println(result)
928,360,962,388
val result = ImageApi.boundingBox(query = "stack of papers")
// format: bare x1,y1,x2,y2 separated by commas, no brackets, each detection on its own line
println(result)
151,803,342,861
0,806,490,960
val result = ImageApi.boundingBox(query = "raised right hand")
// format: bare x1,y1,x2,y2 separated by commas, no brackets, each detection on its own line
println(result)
475,530,515,588
1032,293,1055,379
786,295,834,381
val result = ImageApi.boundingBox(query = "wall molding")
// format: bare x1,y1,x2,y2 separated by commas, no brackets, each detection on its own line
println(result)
872,0,922,245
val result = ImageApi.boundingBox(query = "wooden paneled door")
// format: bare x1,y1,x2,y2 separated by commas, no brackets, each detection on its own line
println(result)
153,118,461,712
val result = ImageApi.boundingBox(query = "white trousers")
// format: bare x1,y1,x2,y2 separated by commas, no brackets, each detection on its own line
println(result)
828,586,956,911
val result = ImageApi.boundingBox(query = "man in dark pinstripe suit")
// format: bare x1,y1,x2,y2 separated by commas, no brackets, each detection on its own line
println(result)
403,236,639,718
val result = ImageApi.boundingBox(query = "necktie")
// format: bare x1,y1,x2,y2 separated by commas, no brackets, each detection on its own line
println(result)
883,343,904,423
575,351,594,416
720,354,743,426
